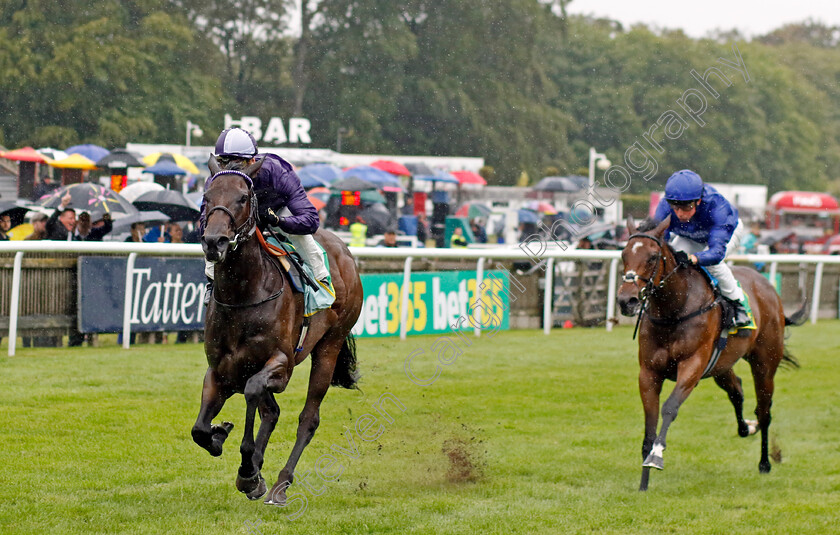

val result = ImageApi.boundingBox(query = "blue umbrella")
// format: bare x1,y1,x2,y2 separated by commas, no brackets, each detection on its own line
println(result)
414,174,458,184
342,165,402,188
142,161,188,176
64,144,109,162
517,208,539,224
297,164,342,188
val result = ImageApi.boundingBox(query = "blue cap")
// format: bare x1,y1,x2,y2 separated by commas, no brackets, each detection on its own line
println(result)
664,170,703,202
214,127,258,158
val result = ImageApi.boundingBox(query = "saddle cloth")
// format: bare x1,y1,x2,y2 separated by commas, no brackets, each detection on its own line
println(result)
696,265,756,335
256,231,335,317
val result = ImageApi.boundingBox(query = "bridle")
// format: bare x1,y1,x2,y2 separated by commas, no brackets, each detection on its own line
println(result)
623,232,704,338
204,169,286,309
204,170,258,251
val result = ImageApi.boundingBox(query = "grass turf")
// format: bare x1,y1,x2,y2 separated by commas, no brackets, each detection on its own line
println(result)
1,322,839,534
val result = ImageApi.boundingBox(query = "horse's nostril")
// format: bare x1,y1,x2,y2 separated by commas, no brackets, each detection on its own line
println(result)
216,236,230,249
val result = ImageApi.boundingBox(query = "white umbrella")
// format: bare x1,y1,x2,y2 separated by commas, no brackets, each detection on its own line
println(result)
119,181,165,203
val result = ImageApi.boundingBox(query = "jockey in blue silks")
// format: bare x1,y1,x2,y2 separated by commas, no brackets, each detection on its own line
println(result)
652,169,752,328
200,127,332,303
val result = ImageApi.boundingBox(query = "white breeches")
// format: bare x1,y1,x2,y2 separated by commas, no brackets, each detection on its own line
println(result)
670,220,745,301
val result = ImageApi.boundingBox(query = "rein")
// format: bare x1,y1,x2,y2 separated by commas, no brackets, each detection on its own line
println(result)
626,232,717,339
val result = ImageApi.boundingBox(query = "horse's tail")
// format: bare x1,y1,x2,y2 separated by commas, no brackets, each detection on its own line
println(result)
331,333,359,389
780,347,801,370
784,298,809,327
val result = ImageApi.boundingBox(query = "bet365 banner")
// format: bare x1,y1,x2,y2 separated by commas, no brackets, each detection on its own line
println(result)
351,270,510,338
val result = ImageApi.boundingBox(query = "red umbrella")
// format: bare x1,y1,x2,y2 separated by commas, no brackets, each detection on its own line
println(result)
0,146,48,163
370,160,411,176
451,170,487,185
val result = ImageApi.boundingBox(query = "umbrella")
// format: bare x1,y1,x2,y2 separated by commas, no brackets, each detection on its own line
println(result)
405,162,435,176
342,165,402,188
95,149,145,169
0,201,34,227
142,152,200,174
65,144,109,162
517,209,539,224
414,174,459,185
451,170,487,186
47,153,98,170
307,193,327,211
297,163,342,188
370,160,411,177
533,176,581,192
133,189,200,221
110,210,171,235
359,204,393,234
455,202,492,220
37,148,68,161
0,146,48,163
119,181,165,203
329,189,386,204
38,183,139,216
142,161,188,176
524,200,558,214
330,176,379,191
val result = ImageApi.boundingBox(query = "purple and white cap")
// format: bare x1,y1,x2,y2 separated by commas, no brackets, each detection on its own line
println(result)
214,127,258,158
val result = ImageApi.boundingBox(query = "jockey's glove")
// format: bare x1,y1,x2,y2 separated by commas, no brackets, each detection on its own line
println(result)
674,250,693,267
258,206,281,227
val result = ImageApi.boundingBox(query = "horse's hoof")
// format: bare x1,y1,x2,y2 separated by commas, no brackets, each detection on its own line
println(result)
264,481,289,506
236,472,267,500
745,420,759,436
643,455,664,470
759,461,771,474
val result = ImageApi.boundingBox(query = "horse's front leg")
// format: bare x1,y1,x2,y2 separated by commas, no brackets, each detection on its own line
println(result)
192,368,234,457
266,340,341,506
639,366,663,491
237,355,291,500
643,356,705,472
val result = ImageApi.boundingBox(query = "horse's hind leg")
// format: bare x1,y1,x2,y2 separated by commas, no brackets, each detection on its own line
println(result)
749,357,778,473
192,368,234,457
714,369,758,437
266,337,343,506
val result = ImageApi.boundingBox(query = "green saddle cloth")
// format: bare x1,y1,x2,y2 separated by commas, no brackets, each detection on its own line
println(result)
265,234,335,317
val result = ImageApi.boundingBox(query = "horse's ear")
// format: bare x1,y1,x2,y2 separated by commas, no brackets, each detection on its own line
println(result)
242,158,264,178
653,215,671,237
626,216,636,235
208,155,222,175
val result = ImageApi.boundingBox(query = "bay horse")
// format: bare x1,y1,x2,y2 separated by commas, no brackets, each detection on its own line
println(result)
191,157,363,506
617,216,805,491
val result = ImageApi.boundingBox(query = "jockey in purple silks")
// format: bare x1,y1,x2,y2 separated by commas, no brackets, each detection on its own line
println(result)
652,169,752,328
200,127,332,303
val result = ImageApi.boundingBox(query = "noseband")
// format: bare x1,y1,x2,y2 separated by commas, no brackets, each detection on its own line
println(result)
205,170,258,251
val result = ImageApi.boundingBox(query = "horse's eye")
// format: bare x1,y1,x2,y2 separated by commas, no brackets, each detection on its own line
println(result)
647,256,657,264
239,195,248,204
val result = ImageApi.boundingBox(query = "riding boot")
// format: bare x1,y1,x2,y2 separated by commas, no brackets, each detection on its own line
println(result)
204,280,213,306
728,292,752,328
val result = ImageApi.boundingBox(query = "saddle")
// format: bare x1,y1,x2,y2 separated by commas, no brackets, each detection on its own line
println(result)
255,229,335,317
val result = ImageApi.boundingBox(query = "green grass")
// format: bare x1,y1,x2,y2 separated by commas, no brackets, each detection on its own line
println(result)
1,323,839,534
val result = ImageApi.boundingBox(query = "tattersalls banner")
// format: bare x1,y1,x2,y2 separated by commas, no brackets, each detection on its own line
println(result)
78,256,206,333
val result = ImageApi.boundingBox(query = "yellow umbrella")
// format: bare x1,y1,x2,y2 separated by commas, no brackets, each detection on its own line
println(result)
142,152,200,174
47,153,98,170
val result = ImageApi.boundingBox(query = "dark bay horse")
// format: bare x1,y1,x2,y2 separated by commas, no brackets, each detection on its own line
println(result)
617,216,805,491
191,157,363,506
